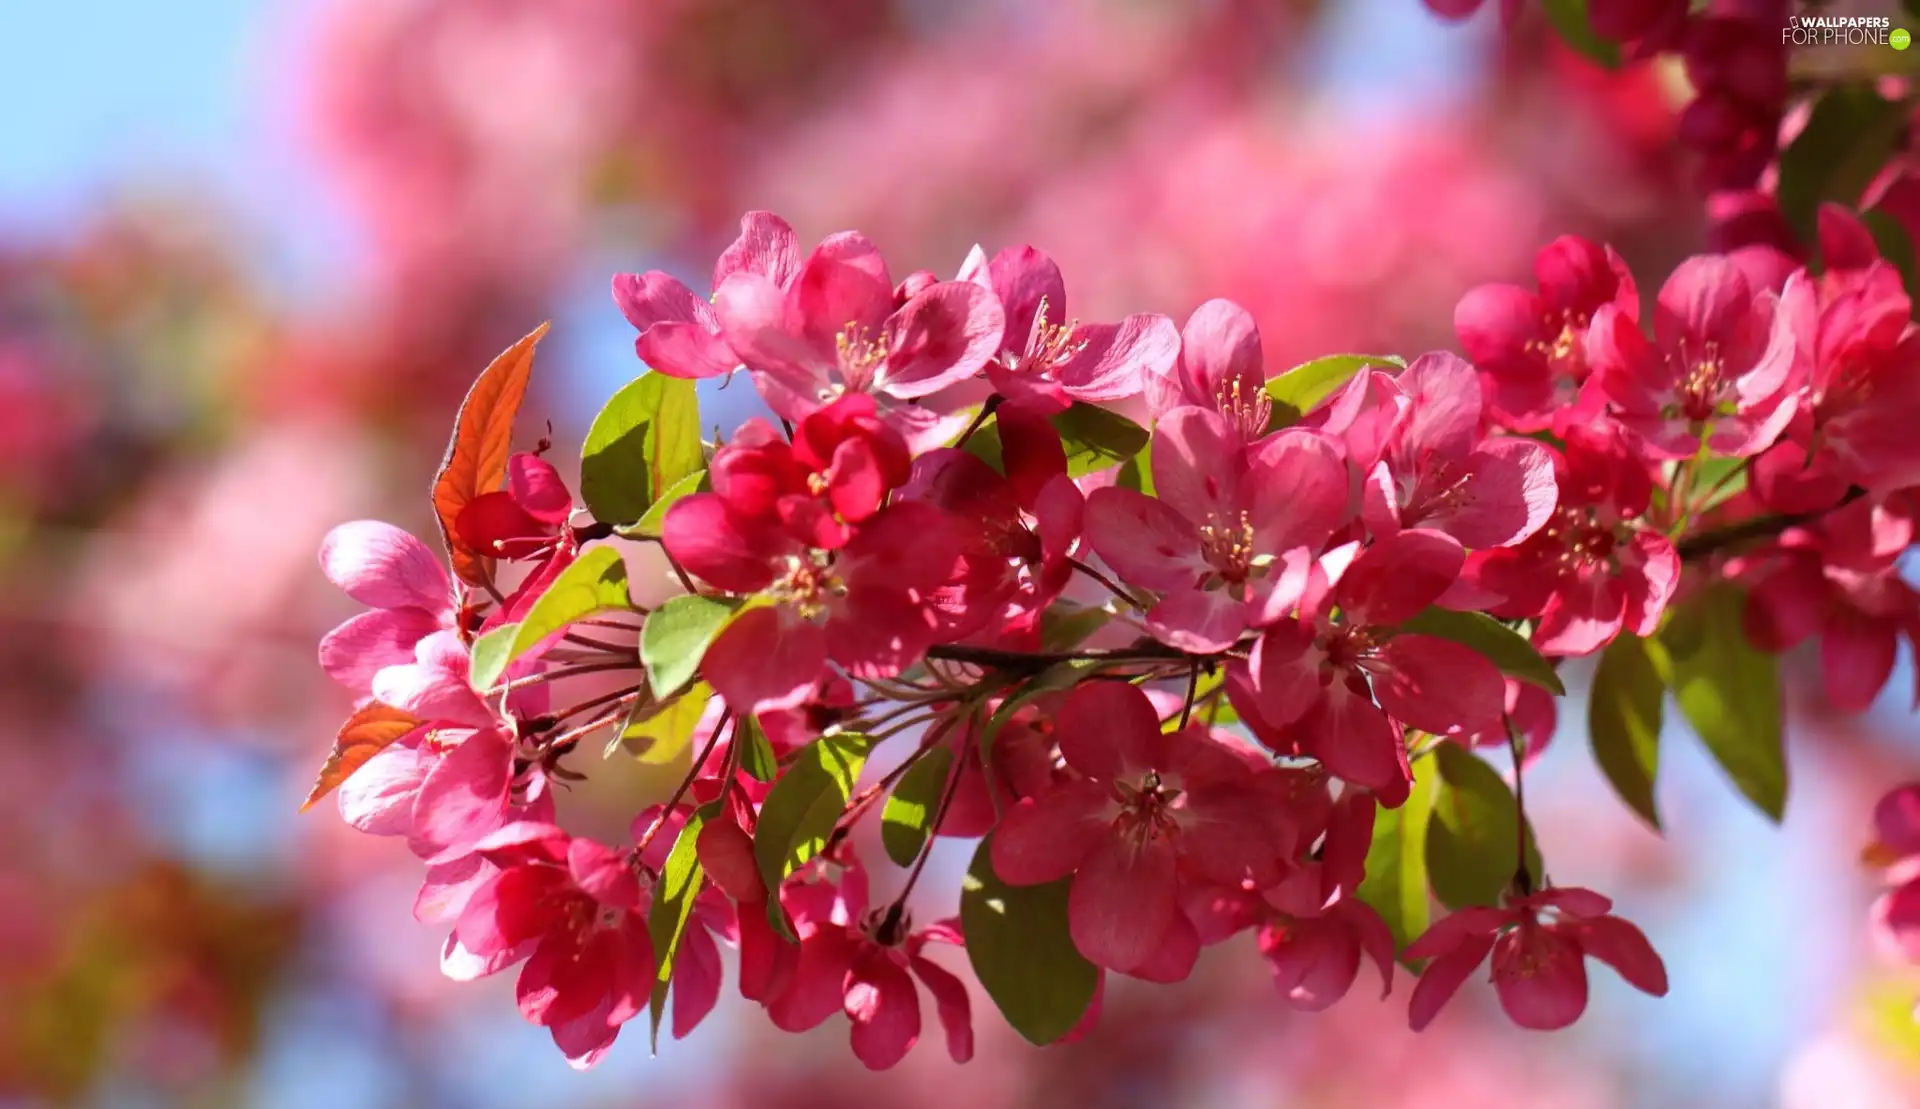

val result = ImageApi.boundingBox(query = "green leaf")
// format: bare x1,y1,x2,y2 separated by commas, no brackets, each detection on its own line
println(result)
1660,583,1787,821
1356,757,1437,957
645,802,713,1049
580,373,705,525
615,682,712,764
753,733,873,893
1777,86,1909,244
1038,604,1113,652
736,714,780,783
620,468,710,540
1050,403,1149,477
960,419,1004,474
1265,353,1403,428
479,548,633,690
641,593,737,699
1115,443,1155,496
881,746,955,867
467,622,521,693
1861,208,1920,301
1426,744,1544,910
1588,632,1665,830
1393,608,1566,696
961,834,1098,1045
1538,0,1622,68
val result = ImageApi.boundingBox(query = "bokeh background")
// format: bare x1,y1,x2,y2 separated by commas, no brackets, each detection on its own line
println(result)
2,1,1917,1106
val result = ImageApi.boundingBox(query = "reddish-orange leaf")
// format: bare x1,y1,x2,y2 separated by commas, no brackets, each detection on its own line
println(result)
301,702,423,812
433,321,552,586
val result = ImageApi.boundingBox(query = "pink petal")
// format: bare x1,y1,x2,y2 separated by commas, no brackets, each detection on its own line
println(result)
1124,908,1200,984
1146,587,1246,654
1151,406,1245,529
1336,528,1466,627
1397,352,1483,463
670,924,724,1039
979,244,1065,345
508,454,573,525
320,520,450,612
612,271,709,331
1407,932,1496,1031
825,585,939,681
1059,313,1180,402
1574,915,1669,997
1454,282,1543,378
337,738,432,836
320,607,443,691
1492,926,1590,1030
1304,679,1410,808
989,783,1115,885
417,854,497,925
1371,634,1508,737
910,954,975,1064
882,281,1004,399
568,837,642,910
1176,298,1263,405
704,607,827,717
1246,429,1350,555
636,319,740,380
1056,680,1160,779
1069,835,1179,972
409,727,513,859
1248,620,1326,728
766,926,860,1033
1436,439,1559,549
661,493,778,594
1260,917,1360,1011
1084,486,1208,593
845,953,923,1070
1821,612,1898,713
714,210,801,289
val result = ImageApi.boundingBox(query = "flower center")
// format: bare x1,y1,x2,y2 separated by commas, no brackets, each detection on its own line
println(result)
1004,295,1087,376
1525,310,1590,376
835,323,890,394
1321,622,1379,672
1670,338,1729,423
1214,376,1272,440
1113,769,1182,845
771,550,847,619
1198,509,1258,583
1540,505,1616,574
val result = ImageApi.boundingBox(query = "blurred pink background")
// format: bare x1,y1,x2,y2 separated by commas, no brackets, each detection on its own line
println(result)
1,1,1916,1105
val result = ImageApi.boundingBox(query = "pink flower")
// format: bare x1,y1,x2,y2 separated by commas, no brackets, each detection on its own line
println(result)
1248,530,1508,805
613,211,800,379
663,456,961,715
1465,424,1680,657
318,520,456,692
760,862,973,1070
1255,872,1397,1013
991,681,1288,974
1146,299,1277,440
1453,235,1638,431
1760,261,1920,502
959,243,1178,412
1739,497,1920,713
1086,407,1349,653
1867,784,1920,966
713,224,1005,449
447,823,657,1069
710,394,912,547
1356,352,1558,549
1585,253,1797,460
1406,886,1668,1031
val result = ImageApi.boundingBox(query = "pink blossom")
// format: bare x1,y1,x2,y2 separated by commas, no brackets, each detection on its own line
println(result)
760,861,973,1070
318,520,456,692
448,822,657,1068
1355,353,1558,549
1145,299,1277,440
1454,235,1638,431
1465,424,1679,656
1585,253,1797,460
1086,407,1349,653
991,681,1288,974
1248,530,1508,805
959,243,1177,412
1406,886,1668,1031
614,211,800,379
713,224,1006,449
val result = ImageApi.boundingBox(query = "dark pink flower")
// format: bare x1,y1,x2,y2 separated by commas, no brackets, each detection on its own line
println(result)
1356,353,1558,549
714,227,1005,449
1146,299,1278,441
959,244,1178,413
760,862,973,1071
1086,408,1349,653
1465,424,1680,656
613,211,800,379
710,395,913,546
1406,886,1668,1031
1867,784,1920,967
318,520,455,692
454,452,574,563
991,681,1288,974
1739,498,1920,713
448,823,657,1069
663,491,961,716
1248,530,1507,805
1454,235,1638,431
1586,253,1797,460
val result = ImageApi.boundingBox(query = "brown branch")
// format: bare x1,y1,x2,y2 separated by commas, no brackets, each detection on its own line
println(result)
1676,487,1866,562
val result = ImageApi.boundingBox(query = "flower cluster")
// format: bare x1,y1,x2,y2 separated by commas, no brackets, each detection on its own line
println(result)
306,207,1920,1069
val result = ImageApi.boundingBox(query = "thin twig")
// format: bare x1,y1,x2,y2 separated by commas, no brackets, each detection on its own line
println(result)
1676,486,1865,561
